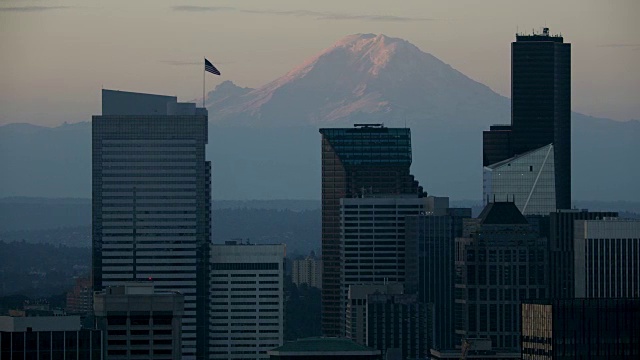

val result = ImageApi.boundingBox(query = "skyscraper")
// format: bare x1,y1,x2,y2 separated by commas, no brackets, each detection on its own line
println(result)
319,124,425,336
92,89,211,359
454,202,548,357
483,28,571,212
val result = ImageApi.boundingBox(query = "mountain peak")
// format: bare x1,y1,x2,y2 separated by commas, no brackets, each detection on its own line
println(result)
207,33,507,126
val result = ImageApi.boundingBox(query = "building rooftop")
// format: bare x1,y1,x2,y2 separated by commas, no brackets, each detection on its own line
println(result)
267,337,380,355
101,89,207,116
0,315,81,332
485,143,553,170
515,27,564,43
478,201,528,225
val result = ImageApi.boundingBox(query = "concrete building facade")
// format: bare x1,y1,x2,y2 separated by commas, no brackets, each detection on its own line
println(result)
574,219,640,298
291,255,322,289
93,282,184,360
209,242,285,359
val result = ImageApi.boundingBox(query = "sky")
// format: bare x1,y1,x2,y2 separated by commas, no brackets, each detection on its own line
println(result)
0,0,638,126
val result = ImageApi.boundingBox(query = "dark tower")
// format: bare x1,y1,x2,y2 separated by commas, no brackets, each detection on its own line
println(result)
319,124,425,336
511,27,571,209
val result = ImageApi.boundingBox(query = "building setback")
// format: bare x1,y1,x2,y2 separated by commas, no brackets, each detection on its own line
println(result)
319,124,425,336
522,298,640,359
94,282,184,360
574,219,640,298
209,242,285,359
92,89,211,359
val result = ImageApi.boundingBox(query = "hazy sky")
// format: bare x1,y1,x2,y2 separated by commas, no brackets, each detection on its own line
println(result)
1,0,638,126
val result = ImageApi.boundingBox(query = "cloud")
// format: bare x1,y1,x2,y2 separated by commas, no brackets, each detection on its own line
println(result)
172,6,234,12
597,44,640,48
0,6,72,12
243,9,437,22
597,44,640,51
172,6,437,23
160,60,232,66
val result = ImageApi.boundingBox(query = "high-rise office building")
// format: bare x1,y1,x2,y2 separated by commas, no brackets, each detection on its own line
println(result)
92,89,211,359
454,202,548,358
319,124,425,336
521,298,640,360
548,210,618,299
483,28,571,211
209,242,285,359
94,282,185,360
405,207,472,352
574,219,640,298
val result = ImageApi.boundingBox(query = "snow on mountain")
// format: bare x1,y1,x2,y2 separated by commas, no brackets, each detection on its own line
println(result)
206,33,509,127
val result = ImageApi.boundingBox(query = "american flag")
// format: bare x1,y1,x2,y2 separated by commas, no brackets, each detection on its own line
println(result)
205,58,221,75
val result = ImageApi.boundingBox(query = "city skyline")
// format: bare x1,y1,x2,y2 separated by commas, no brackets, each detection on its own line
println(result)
1,0,639,126
1,3,640,359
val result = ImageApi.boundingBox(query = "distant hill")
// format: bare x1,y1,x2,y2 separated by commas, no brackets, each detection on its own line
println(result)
0,34,638,201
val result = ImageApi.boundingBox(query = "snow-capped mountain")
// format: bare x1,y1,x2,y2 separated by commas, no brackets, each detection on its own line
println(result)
206,33,508,127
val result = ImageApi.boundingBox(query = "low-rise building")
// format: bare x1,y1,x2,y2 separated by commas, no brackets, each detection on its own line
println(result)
267,337,381,360
93,282,184,360
0,315,102,359
209,242,285,359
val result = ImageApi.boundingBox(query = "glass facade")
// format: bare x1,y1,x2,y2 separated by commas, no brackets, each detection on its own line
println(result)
483,144,555,216
404,208,471,352
319,125,424,336
483,31,571,211
512,32,571,210
367,294,429,360
0,330,102,360
522,299,640,360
